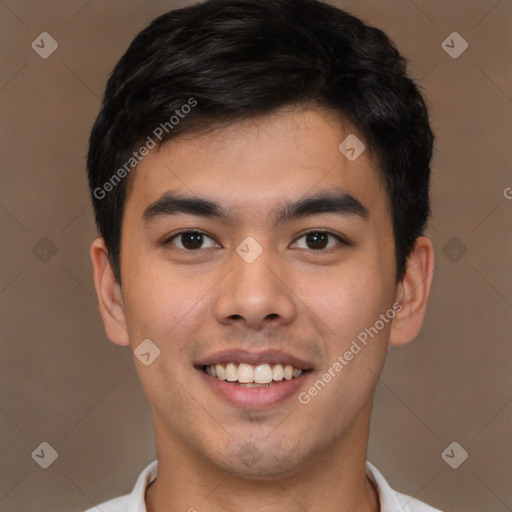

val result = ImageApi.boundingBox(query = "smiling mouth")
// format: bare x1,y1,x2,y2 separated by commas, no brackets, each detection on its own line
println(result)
201,362,310,387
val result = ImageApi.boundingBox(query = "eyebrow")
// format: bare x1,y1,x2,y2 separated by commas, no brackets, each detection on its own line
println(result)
141,188,369,227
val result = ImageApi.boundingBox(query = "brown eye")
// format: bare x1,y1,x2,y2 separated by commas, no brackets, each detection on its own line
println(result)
180,232,204,250
292,231,344,251
305,232,328,250
166,231,218,250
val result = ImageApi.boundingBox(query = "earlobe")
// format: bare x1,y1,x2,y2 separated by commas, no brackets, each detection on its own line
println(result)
90,237,130,347
388,236,435,347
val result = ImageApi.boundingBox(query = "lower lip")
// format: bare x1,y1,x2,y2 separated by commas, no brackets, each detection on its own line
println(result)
197,368,310,409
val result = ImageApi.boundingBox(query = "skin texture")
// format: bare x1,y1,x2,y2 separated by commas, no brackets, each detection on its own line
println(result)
91,107,435,512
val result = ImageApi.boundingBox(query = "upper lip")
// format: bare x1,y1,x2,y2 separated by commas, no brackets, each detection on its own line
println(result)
195,349,314,370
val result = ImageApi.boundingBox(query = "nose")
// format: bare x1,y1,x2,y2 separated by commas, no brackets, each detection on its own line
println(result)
213,248,297,331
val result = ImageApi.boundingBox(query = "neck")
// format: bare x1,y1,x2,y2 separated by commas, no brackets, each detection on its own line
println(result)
146,403,380,512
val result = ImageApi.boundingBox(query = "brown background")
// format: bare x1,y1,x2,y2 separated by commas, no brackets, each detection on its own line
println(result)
1,0,511,511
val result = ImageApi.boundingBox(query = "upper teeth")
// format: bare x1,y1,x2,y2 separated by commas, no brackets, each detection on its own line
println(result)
205,362,302,383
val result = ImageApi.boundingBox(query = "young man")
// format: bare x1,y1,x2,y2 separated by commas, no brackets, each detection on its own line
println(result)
86,0,440,510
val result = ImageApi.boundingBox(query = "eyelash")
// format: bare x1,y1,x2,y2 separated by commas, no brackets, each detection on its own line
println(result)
163,230,348,252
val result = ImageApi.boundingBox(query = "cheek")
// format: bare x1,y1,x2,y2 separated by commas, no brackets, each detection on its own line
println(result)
121,259,218,351
121,265,210,405
293,256,391,343
295,265,392,428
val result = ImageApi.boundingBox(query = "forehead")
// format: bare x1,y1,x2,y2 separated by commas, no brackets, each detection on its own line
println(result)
123,107,389,226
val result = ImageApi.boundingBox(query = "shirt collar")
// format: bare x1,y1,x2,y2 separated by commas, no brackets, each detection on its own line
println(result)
128,460,157,512
125,459,427,512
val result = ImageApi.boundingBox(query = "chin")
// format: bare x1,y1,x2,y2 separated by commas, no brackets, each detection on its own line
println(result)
206,438,309,480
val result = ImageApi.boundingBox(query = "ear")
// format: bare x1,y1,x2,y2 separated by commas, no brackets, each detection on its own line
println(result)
389,236,435,347
90,237,130,346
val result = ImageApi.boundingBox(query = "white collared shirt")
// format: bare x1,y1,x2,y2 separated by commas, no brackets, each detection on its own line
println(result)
84,460,442,512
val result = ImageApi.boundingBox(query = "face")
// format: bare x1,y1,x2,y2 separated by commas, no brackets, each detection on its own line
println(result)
111,107,401,478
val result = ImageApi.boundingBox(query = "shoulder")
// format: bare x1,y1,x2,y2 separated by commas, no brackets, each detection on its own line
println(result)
366,461,443,512
83,459,158,512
